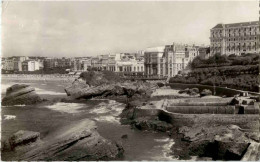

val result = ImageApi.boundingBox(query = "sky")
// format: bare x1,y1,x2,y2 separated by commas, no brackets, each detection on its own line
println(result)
2,0,259,57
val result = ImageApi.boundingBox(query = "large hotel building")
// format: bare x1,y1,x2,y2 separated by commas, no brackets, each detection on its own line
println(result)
210,21,259,56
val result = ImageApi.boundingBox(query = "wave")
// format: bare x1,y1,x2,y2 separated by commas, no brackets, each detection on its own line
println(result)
93,115,121,124
2,104,26,107
45,102,87,114
89,100,125,115
153,137,176,160
4,115,16,120
35,88,66,95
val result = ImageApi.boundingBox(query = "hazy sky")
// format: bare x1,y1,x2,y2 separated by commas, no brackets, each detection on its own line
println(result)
2,1,258,57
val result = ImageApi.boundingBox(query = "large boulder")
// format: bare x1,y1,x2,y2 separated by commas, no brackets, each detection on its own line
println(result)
3,119,124,161
2,84,43,106
64,78,89,96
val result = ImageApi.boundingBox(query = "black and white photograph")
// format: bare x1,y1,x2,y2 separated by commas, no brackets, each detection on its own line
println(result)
1,0,260,161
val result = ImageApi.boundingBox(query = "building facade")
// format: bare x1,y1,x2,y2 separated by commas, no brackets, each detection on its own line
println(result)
144,43,196,78
210,21,259,56
22,60,40,71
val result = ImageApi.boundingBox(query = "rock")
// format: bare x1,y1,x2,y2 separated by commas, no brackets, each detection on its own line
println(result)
64,78,89,96
133,117,173,132
3,130,40,151
6,119,124,161
121,134,128,139
2,84,43,106
177,124,253,160
65,80,157,100
200,89,212,97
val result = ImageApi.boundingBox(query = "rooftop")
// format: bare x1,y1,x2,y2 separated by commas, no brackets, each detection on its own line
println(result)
145,46,165,53
212,21,259,29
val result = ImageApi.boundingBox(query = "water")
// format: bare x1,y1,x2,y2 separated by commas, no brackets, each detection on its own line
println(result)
1,79,176,161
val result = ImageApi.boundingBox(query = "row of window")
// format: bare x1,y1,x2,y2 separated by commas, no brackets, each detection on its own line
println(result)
107,66,144,72
212,26,259,35
211,37,257,42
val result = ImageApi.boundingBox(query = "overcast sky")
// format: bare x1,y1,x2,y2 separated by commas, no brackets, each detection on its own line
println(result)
2,1,258,57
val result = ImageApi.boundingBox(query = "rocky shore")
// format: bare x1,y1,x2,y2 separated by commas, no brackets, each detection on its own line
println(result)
2,71,259,161
2,119,124,161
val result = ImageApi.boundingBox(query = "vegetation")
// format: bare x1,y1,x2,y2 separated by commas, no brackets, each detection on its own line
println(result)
189,53,259,69
170,53,259,92
79,70,124,86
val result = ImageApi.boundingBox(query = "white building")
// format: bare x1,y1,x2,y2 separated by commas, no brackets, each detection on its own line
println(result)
144,43,199,77
22,60,40,71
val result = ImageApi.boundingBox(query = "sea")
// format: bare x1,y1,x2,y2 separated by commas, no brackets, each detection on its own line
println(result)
1,79,177,161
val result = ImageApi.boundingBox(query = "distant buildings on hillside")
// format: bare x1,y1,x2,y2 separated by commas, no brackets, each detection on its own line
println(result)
210,21,259,56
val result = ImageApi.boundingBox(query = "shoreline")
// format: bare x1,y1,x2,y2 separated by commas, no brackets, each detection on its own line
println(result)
1,74,78,81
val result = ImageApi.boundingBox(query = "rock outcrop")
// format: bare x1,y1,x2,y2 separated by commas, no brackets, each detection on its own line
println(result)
3,130,41,151
2,119,124,161
173,124,258,160
65,81,158,100
2,84,43,106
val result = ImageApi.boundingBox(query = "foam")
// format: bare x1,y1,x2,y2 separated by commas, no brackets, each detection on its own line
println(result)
93,115,121,124
90,100,125,124
89,100,125,115
45,102,87,113
4,115,16,120
35,88,66,95
153,137,176,160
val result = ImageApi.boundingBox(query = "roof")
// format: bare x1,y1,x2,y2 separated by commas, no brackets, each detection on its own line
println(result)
212,21,259,29
145,46,165,53
212,24,225,29
225,21,259,28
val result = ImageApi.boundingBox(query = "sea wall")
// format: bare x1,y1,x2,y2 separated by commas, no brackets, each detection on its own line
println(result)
166,106,235,114
132,108,259,131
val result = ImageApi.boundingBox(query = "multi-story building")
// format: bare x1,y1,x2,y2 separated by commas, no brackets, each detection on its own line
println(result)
3,58,14,71
144,43,201,77
144,46,165,77
22,60,40,71
198,47,211,59
210,21,259,56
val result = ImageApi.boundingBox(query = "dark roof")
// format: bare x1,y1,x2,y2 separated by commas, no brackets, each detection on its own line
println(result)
212,21,259,29
212,24,224,29
225,21,259,28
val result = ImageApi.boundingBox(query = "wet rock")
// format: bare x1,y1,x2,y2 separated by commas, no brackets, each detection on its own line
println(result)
5,119,124,161
133,117,173,132
3,130,40,151
2,84,43,106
